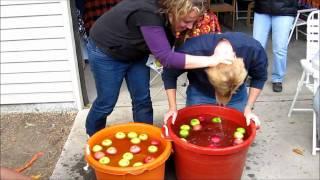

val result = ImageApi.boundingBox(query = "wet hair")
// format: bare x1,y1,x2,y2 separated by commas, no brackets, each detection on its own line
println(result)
159,0,207,21
205,58,247,105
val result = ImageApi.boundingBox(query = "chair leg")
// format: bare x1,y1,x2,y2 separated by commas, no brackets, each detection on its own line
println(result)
288,71,306,117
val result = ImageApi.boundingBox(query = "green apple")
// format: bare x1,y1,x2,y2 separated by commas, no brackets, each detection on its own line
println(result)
115,132,126,139
127,131,138,139
92,145,103,152
190,118,200,126
148,145,158,153
179,129,189,138
118,159,130,167
101,139,112,147
180,124,191,131
99,156,110,165
138,133,148,141
155,60,162,67
133,162,144,167
234,131,244,139
130,137,141,144
236,127,246,134
122,152,134,160
212,117,222,123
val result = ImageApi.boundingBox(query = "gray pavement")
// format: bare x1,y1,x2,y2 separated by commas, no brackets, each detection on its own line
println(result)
51,22,319,179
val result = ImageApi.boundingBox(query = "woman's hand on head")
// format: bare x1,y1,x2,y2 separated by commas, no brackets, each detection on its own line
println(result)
209,55,233,67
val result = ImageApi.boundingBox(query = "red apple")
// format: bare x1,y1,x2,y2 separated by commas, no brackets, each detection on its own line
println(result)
192,124,202,131
211,136,221,143
106,146,117,155
93,151,105,160
130,145,141,154
150,140,160,146
143,155,155,163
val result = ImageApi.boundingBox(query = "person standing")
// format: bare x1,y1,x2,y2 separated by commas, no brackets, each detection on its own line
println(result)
253,0,297,92
85,0,231,136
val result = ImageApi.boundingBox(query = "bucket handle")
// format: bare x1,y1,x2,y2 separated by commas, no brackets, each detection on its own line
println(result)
86,144,90,156
161,124,173,141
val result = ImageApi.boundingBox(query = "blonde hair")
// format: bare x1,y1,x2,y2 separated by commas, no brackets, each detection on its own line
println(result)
159,0,207,21
205,58,247,105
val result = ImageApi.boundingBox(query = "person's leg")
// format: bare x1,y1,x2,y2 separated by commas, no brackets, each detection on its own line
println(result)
125,57,153,124
85,40,128,136
253,13,272,49
186,85,217,106
271,15,295,84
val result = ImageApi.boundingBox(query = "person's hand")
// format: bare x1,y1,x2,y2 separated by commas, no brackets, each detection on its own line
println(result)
244,106,261,128
209,55,233,67
163,110,178,125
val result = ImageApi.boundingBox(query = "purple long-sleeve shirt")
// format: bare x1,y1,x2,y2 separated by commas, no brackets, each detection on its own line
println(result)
141,26,186,69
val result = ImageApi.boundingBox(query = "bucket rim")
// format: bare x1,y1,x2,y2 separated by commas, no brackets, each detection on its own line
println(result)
85,123,172,175
166,105,256,155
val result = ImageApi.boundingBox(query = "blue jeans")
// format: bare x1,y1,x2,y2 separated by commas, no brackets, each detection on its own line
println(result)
186,85,248,112
253,13,294,83
85,40,153,136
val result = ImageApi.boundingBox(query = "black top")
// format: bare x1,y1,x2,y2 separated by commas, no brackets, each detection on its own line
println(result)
89,0,174,61
254,0,297,17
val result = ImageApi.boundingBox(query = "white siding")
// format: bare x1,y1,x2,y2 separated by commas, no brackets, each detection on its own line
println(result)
0,0,83,108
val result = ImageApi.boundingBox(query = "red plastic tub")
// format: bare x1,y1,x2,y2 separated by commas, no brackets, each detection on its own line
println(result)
163,105,257,180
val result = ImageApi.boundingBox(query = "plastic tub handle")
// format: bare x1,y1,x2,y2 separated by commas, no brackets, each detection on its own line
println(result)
86,144,90,156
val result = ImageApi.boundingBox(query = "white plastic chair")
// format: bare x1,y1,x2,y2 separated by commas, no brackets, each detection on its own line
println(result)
288,10,320,155
146,55,186,98
287,8,318,44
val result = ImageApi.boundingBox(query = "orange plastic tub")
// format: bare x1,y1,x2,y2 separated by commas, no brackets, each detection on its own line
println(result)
85,123,172,180
163,105,257,180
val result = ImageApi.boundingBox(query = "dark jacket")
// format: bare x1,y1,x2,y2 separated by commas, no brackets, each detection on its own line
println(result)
254,0,297,17
162,32,268,103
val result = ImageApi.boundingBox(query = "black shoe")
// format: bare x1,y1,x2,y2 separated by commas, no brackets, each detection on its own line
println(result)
272,82,282,92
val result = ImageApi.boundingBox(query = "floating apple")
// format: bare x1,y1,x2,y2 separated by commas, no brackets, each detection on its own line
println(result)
94,151,105,160
122,152,134,160
234,131,244,139
118,159,130,167
211,136,221,143
198,116,206,122
101,139,112,147
148,145,158,153
190,118,200,126
180,124,191,130
99,156,110,165
233,138,244,145
180,138,187,142
127,131,138,139
179,129,189,138
236,127,246,134
192,124,202,131
138,133,148,141
115,132,126,139
150,140,160,146
133,162,144,167
130,145,141,154
212,117,222,123
130,137,141,144
92,145,103,152
144,156,155,163
106,146,117,155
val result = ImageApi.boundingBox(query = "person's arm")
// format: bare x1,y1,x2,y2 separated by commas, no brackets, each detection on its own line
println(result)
162,67,185,124
141,26,230,69
244,87,261,116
